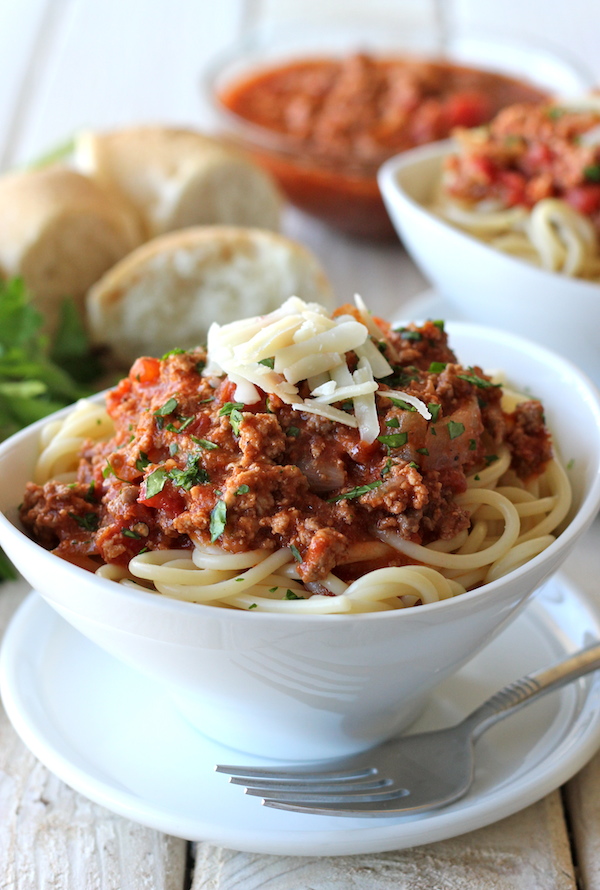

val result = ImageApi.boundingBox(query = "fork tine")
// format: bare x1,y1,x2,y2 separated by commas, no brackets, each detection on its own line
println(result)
245,784,407,804
215,763,375,781
228,773,387,791
261,792,445,817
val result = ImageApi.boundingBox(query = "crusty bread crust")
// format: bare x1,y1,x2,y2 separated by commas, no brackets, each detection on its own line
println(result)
87,226,334,365
0,166,143,334
74,126,282,238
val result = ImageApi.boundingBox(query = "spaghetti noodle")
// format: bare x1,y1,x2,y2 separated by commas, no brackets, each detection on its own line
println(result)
434,98,600,280
21,298,571,613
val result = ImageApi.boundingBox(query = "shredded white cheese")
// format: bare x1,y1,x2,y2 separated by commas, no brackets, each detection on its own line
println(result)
203,294,426,441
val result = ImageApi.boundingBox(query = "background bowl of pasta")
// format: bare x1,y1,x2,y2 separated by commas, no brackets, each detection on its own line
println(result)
378,139,600,384
1,322,600,761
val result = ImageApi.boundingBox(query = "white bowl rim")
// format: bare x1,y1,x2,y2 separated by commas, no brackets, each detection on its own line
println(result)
2,320,600,625
377,139,600,297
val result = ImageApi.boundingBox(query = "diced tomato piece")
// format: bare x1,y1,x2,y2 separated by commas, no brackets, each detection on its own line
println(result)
565,184,600,216
522,142,553,172
130,357,161,384
498,170,527,206
139,485,186,517
444,91,491,129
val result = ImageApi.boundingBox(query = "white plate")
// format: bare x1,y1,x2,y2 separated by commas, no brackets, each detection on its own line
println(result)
397,288,468,326
2,578,600,857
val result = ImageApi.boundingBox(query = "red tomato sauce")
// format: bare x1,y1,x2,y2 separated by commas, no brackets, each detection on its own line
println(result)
219,53,549,238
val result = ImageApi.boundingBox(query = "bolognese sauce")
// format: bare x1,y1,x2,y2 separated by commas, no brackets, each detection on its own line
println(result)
21,310,552,589
218,53,549,237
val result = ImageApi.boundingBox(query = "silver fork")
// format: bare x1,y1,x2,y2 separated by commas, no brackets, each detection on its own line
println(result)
216,642,600,816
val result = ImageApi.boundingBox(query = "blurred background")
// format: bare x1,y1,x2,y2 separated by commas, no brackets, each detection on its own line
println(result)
2,0,599,171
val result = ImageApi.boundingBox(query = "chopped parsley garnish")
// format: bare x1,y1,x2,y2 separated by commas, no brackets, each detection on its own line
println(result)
68,512,99,531
155,397,178,417
169,442,179,456
209,499,227,542
102,461,128,482
161,347,186,359
122,528,141,539
290,544,302,562
433,320,445,331
286,426,300,437
566,458,575,470
248,603,258,609
485,454,499,465
327,481,383,502
377,432,408,448
547,107,566,119
258,357,275,368
145,467,169,498
168,454,210,490
135,452,151,471
457,369,501,389
381,458,393,477
284,590,305,600
469,439,477,451
191,436,218,450
219,402,244,435
390,399,416,412
195,360,206,375
84,481,97,503
386,417,400,428
235,484,250,495
165,414,195,433
395,327,422,341
584,164,600,182
428,403,441,422
428,362,447,374
447,421,465,440
416,447,429,455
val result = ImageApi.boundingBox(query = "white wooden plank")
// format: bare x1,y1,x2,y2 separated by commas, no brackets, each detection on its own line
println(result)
564,753,600,890
0,0,53,170
0,581,188,890
10,0,246,167
191,793,575,890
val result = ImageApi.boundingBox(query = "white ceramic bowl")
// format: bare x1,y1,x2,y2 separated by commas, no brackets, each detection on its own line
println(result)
1,324,600,760
378,141,600,384
203,23,593,239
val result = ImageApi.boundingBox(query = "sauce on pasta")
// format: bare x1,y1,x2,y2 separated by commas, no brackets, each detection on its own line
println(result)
436,100,600,278
20,298,571,613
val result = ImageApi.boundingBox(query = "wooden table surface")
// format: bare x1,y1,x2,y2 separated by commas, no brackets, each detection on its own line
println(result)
2,1,600,887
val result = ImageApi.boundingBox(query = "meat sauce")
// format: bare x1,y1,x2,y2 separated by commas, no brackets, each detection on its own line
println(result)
21,319,552,585
219,53,549,237
444,103,600,227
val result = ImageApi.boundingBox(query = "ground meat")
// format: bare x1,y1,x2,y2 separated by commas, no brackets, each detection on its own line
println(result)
21,320,555,583
505,400,552,479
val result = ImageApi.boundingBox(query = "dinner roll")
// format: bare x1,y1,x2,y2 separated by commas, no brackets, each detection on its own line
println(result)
74,126,282,238
86,226,334,366
0,166,143,333
87,226,333,366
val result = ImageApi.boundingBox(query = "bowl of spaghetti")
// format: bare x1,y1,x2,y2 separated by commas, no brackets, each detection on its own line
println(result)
378,99,600,382
1,297,599,760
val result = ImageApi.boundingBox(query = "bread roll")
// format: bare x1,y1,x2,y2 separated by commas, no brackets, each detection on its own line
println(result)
74,126,282,238
0,166,143,333
87,226,334,366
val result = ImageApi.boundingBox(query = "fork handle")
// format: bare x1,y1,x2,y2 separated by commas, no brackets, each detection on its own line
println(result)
463,641,600,741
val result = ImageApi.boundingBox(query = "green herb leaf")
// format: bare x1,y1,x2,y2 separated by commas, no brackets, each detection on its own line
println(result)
258,357,275,368
161,347,186,360
428,403,441,422
68,511,100,531
377,432,408,448
145,467,169,498
290,544,302,562
191,436,218,450
284,590,305,600
122,528,141,539
155,397,178,417
447,421,465,440
584,164,600,182
327,481,383,502
286,426,300,438
428,361,447,374
235,484,250,495
210,499,227,542
457,369,501,389
135,452,150,471
168,454,210,490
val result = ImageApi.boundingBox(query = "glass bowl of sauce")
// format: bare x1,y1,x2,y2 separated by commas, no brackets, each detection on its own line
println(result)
203,22,593,240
